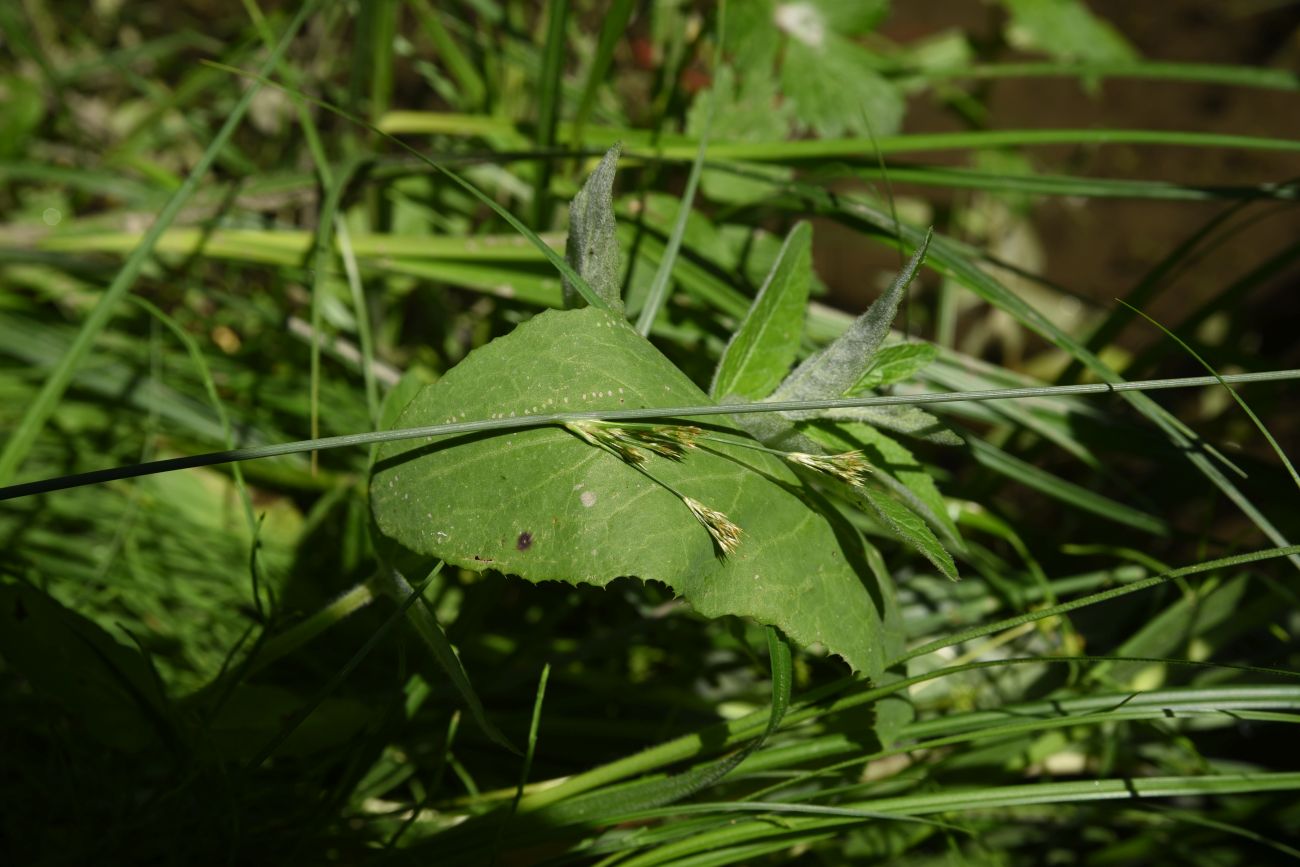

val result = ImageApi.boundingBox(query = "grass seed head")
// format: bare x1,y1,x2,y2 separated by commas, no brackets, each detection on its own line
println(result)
624,425,703,459
682,496,743,555
787,450,873,487
565,420,647,463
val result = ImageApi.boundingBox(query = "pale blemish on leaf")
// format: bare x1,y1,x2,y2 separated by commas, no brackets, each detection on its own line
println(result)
774,2,826,47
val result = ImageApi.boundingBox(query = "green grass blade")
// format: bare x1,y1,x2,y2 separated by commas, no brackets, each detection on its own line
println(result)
495,663,550,861
853,163,1297,202
532,0,569,228
895,544,1300,665
1062,198,1258,383
308,158,368,471
605,773,1300,866
203,60,610,312
1122,301,1300,490
571,0,634,146
966,436,1168,535
377,113,1300,161
634,1,724,337
362,0,397,124
245,561,442,770
412,0,485,109
806,189,1300,571
385,568,520,755
634,128,1300,162
0,0,319,485
335,220,382,431
900,60,1300,91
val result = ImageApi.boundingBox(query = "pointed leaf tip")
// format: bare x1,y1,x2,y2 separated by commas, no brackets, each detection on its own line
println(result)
774,229,932,405
564,143,625,313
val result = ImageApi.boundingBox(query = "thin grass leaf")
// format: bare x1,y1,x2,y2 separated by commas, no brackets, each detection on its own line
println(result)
384,569,519,756
532,0,569,228
334,219,381,431
634,128,1300,162
376,113,1300,161
245,561,443,770
571,0,634,146
966,436,1168,535
309,156,368,471
1122,301,1300,491
1128,240,1300,376
412,0,485,109
851,163,1299,202
896,544,1300,665
0,0,320,486
634,1,725,336
799,185,1300,571
1062,197,1256,383
127,295,274,603
897,59,1300,91
494,663,549,862
202,60,610,311
508,628,792,829
603,773,1300,867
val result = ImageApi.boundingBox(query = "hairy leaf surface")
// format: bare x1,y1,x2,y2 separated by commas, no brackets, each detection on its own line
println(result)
850,342,939,392
773,234,929,404
564,144,624,311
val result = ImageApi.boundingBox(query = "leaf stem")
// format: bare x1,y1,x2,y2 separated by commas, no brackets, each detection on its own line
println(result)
2,369,1296,501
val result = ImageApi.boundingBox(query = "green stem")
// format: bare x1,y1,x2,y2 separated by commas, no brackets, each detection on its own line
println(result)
246,576,381,679
894,60,1300,91
634,0,725,336
3,369,1296,501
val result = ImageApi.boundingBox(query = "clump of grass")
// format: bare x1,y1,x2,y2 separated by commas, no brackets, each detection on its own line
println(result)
2,2,1300,865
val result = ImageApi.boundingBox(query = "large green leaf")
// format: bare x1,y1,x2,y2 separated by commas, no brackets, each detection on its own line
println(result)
370,307,888,674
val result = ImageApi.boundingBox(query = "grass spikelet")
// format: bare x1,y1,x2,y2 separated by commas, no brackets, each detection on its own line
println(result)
681,496,743,555
786,451,873,487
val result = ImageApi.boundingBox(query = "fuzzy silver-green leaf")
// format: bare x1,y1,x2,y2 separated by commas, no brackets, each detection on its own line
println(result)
564,143,625,312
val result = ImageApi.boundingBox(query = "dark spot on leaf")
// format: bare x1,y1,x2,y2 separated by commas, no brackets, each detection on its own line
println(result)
517,532,534,551
12,598,26,621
